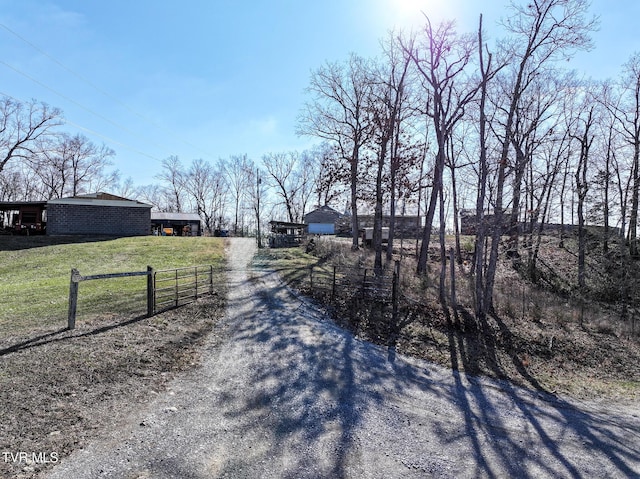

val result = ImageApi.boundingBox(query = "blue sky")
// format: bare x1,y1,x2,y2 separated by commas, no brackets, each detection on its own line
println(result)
0,0,639,186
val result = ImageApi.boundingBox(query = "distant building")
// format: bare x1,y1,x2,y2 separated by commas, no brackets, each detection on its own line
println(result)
304,205,343,234
334,214,422,239
151,212,201,236
47,192,151,236
269,221,308,248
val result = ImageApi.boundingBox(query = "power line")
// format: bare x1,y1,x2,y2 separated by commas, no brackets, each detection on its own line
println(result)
0,22,216,159
0,59,146,138
0,89,163,164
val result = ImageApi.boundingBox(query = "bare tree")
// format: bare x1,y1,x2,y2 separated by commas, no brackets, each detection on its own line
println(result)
184,159,219,233
404,17,481,278
115,177,137,199
224,154,252,235
481,0,597,316
299,53,375,249
28,133,116,198
310,142,347,208
369,34,413,275
135,183,166,211
156,155,186,212
605,52,640,256
0,97,62,176
262,151,303,223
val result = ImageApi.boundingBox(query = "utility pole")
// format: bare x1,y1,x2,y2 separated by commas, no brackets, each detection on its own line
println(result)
256,168,262,248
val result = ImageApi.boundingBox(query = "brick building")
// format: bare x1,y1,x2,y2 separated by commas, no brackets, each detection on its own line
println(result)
47,192,151,236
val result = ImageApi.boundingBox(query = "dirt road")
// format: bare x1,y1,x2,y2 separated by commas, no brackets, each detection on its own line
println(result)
45,238,640,478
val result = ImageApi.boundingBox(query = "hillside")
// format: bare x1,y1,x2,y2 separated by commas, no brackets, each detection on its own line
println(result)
260,230,640,404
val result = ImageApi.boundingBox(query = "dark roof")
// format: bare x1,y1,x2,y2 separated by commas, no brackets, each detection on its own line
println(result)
304,205,343,224
0,201,47,211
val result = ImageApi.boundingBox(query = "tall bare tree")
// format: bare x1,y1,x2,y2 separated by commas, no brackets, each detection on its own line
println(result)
481,0,596,316
223,154,252,235
0,97,61,176
156,155,186,213
263,151,303,223
606,52,640,256
404,17,481,276
299,53,375,249
369,36,413,275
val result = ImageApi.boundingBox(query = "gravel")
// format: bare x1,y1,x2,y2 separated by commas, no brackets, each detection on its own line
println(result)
44,238,640,479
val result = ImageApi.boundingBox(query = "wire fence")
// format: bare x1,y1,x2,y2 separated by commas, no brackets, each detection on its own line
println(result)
68,264,220,329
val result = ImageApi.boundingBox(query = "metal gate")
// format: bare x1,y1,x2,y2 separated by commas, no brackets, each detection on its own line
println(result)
153,265,215,313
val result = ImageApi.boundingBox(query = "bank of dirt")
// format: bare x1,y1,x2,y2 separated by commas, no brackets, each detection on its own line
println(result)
0,294,225,479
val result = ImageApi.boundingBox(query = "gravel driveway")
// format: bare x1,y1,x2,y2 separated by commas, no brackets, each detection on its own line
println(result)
46,237,640,478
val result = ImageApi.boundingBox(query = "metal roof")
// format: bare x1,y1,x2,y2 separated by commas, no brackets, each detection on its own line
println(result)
48,192,151,208
151,212,201,221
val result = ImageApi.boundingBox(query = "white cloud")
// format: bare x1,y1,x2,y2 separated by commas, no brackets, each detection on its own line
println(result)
249,116,278,136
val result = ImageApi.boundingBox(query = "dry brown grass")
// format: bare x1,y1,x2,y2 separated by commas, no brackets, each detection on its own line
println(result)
264,234,640,407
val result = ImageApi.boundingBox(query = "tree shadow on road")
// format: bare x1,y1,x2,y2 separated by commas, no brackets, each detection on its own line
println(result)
439,304,640,478
210,267,375,478
157,252,639,478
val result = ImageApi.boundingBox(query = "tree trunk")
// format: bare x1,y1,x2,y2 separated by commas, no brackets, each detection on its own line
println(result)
628,143,640,257
417,148,443,274
350,154,360,250
474,15,490,321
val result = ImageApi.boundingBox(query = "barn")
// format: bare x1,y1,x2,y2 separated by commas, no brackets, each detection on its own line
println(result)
46,192,151,236
304,205,343,235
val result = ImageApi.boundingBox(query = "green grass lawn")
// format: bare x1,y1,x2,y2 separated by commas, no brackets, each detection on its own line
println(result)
0,235,226,335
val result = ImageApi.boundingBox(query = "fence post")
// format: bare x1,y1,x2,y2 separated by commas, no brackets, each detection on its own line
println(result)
68,268,80,330
209,265,213,294
175,269,179,307
362,269,368,299
332,266,336,301
146,266,154,317
195,266,198,299
310,267,313,290
392,261,400,331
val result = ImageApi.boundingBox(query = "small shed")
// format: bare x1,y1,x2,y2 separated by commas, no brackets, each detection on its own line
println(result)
304,205,343,234
0,200,47,234
151,212,201,236
269,221,307,248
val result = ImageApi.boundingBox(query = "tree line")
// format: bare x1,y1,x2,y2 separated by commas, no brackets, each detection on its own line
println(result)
2,0,640,320
0,98,344,237
298,0,640,320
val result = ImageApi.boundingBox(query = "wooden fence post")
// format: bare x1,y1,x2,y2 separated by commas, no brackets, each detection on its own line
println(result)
392,261,400,331
146,266,154,317
175,269,179,307
332,266,336,301
68,268,80,330
209,265,213,294
449,248,457,312
194,266,198,299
